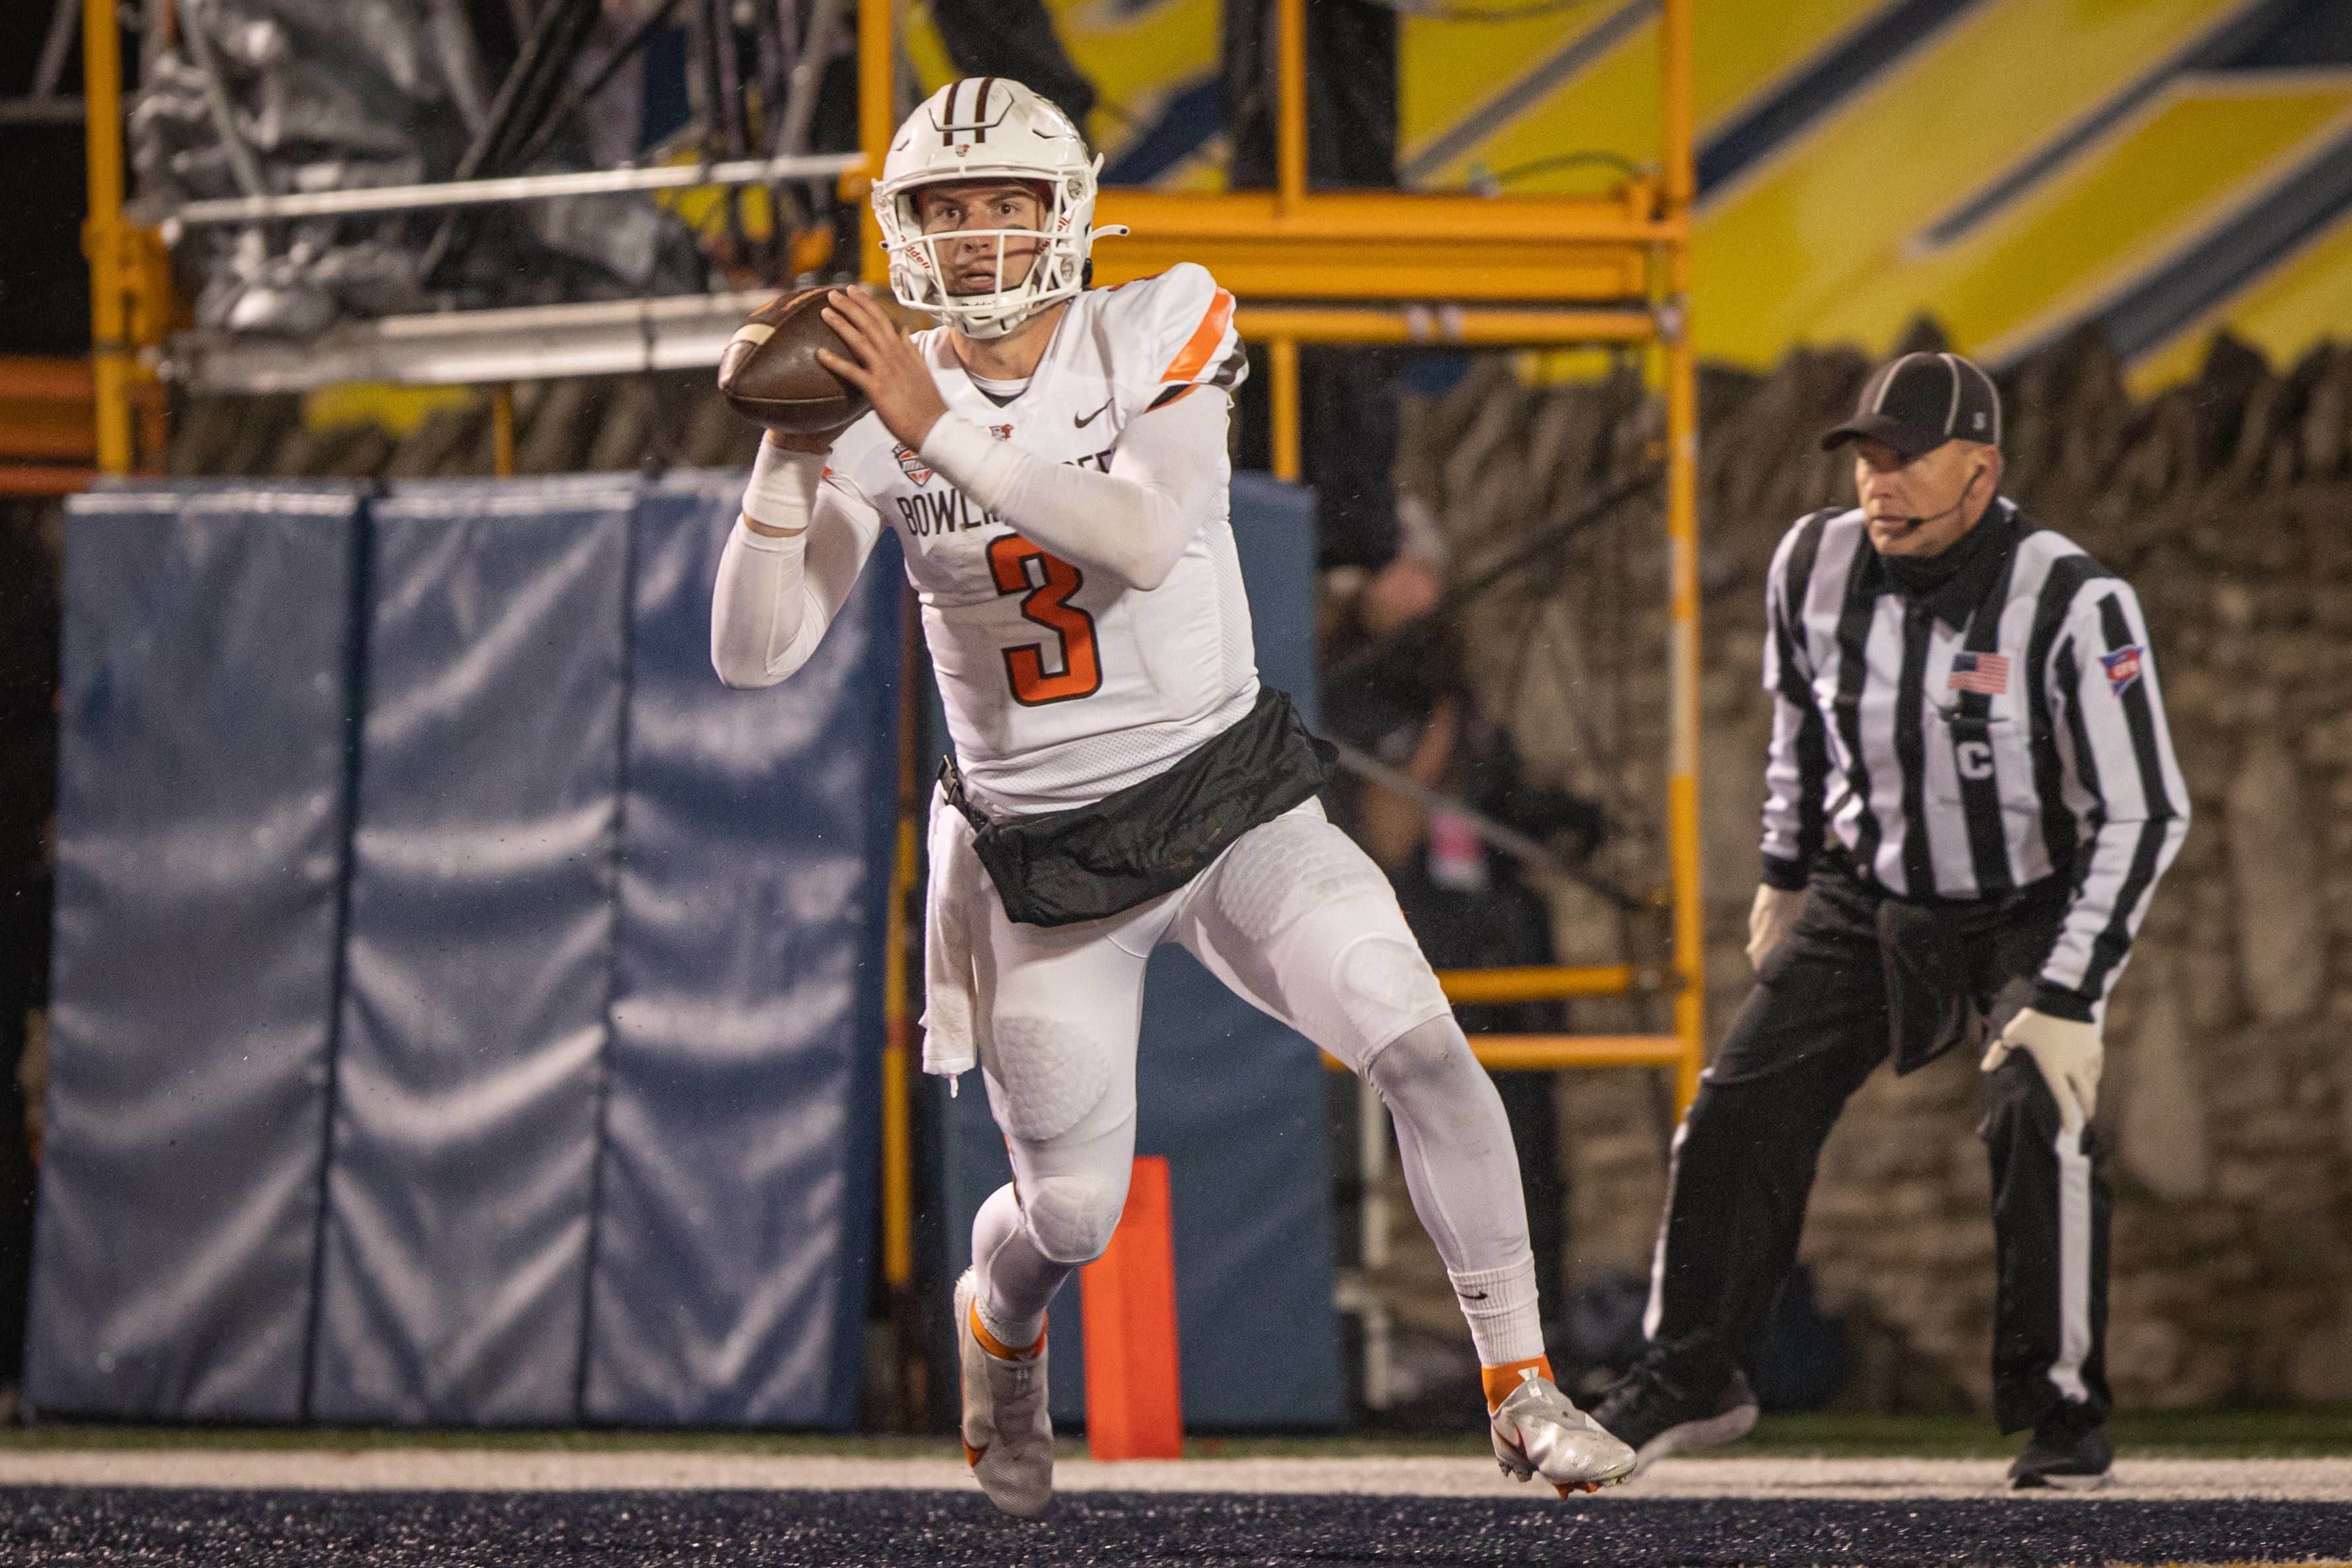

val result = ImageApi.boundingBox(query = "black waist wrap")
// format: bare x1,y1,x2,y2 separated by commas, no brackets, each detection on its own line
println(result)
941,685,1335,928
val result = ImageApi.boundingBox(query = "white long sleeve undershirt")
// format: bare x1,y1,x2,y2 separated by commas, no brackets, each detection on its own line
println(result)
709,450,882,689
917,386,1224,592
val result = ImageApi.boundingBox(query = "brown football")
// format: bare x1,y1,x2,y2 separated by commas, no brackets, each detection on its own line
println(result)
715,287,872,434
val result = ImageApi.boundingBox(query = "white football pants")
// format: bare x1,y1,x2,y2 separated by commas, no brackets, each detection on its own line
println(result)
963,800,1536,1344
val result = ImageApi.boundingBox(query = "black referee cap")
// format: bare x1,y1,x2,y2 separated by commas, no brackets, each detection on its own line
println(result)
1820,351,2002,458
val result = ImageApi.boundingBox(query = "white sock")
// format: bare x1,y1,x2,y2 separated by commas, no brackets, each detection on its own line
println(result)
1450,1254,1545,1366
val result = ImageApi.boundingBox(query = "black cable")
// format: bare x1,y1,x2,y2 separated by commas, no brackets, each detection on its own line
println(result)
421,0,604,285
1470,149,1645,193
750,0,792,278
710,0,750,158
709,0,753,261
1358,0,1602,22
510,0,691,172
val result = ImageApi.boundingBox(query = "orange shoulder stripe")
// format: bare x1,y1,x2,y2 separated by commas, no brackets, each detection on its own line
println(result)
1160,288,1235,384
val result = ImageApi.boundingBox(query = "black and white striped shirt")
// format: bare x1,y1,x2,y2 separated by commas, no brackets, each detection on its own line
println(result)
1760,498,2188,1022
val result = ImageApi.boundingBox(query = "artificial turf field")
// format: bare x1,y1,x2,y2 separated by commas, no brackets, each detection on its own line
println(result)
0,1486,2347,1567
0,1415,2344,1566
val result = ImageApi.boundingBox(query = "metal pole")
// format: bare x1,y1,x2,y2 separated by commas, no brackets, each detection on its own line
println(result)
856,0,893,287
82,0,132,475
880,605,918,1297
1659,0,1704,1114
1269,334,1299,482
881,833,916,1293
160,152,862,228
1275,0,1307,215
778,0,850,160
1354,1074,1392,1408
35,0,81,100
1662,0,1694,221
881,590,924,1425
491,383,516,475
178,0,267,197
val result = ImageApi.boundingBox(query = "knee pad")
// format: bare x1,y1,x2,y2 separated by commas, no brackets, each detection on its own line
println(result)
982,1012,1114,1143
1020,1172,1127,1265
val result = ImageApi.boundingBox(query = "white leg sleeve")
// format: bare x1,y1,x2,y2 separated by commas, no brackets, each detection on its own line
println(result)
1372,1016,1546,1365
1171,807,1544,1360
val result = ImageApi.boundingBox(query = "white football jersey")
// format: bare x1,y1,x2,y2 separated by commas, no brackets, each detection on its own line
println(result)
823,263,1257,815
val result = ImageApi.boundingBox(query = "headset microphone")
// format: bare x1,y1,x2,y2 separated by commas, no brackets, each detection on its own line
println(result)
1897,465,1982,531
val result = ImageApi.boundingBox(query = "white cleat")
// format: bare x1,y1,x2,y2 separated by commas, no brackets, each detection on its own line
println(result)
953,1268,1055,1518
1491,1375,1639,1496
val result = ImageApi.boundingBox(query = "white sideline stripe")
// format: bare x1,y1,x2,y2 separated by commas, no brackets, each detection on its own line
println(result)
1641,1116,1690,1343
0,1452,2348,1500
2050,1125,2093,1404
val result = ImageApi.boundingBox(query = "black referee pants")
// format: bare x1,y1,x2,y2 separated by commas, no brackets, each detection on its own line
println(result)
1646,862,2112,1434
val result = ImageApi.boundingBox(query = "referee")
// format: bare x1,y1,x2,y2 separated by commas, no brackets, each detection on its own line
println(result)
1592,353,2188,1489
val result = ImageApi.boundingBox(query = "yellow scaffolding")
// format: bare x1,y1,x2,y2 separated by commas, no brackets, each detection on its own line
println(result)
81,0,135,475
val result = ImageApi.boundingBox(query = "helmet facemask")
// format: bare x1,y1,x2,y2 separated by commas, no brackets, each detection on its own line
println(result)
879,168,1095,340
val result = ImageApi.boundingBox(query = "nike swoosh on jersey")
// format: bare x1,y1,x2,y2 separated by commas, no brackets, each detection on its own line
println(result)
1073,399,1111,428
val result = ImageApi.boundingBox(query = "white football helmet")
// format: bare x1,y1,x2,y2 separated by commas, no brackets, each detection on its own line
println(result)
873,78,1124,339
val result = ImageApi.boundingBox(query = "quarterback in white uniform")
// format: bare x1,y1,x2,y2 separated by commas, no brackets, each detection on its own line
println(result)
710,77,1632,1516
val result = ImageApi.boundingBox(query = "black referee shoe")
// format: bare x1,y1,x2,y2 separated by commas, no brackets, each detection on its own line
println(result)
1589,1355,1758,1474
2008,1407,2112,1490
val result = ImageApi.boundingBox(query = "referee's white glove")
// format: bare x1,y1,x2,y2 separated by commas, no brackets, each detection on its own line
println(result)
1981,1009,2102,1136
1747,884,1805,970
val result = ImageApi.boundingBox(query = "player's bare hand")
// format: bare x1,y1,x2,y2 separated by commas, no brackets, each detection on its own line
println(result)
818,288,948,452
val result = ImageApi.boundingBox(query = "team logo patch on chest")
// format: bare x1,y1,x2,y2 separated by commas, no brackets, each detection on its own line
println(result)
895,444,932,485
989,423,1015,441
2100,645,2143,696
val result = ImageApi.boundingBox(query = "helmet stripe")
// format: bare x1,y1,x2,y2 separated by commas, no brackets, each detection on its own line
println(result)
975,77,996,143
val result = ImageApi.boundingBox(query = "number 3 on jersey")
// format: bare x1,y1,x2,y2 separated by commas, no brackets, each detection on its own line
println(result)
987,535,1103,705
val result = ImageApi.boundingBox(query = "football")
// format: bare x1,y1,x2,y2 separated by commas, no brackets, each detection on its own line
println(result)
716,287,871,434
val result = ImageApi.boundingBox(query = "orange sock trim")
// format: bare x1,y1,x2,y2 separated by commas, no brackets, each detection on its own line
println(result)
1482,1355,1554,1414
969,1303,1045,1362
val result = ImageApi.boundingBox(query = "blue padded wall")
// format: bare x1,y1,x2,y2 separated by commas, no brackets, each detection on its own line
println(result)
310,478,639,1423
32,485,363,1420
584,473,898,1428
939,474,1346,1429
30,473,895,1427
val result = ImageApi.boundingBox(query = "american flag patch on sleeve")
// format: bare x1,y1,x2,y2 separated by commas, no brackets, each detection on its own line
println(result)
1947,651,2010,694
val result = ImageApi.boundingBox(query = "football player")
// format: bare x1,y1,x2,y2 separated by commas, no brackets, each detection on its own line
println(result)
710,77,1634,1516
